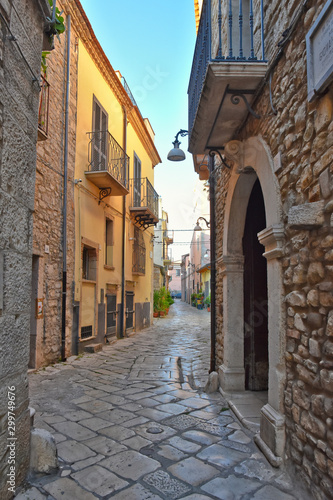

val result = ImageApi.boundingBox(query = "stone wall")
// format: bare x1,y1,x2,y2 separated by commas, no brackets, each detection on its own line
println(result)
34,3,77,367
0,0,49,497
214,0,333,497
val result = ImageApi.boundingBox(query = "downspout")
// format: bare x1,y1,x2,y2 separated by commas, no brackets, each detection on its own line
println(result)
119,105,127,339
61,14,71,361
209,153,216,373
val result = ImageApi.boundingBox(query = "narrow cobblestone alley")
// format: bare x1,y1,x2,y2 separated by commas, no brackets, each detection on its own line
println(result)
16,302,312,500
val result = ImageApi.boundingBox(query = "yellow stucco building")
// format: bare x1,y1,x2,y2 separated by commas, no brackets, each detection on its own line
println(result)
73,6,161,349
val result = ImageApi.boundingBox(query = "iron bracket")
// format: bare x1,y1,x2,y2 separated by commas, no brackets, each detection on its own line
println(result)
99,187,112,203
226,89,261,119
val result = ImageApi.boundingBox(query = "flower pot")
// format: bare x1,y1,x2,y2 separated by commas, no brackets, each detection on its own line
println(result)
207,306,211,312
153,312,159,318
159,311,166,317
42,31,55,51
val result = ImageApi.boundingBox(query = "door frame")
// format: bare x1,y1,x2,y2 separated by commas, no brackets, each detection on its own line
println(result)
218,137,286,462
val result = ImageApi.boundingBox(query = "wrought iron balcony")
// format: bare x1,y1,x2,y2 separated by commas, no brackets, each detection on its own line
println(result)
85,130,129,198
129,177,159,229
38,75,50,140
188,0,268,154
163,230,174,245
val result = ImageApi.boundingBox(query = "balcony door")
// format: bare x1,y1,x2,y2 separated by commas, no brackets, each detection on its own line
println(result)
133,154,141,206
92,97,108,171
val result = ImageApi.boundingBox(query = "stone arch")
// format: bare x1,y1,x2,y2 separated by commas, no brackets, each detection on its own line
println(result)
218,136,286,463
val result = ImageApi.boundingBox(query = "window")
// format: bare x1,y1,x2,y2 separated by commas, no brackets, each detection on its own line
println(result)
105,218,114,267
82,246,97,281
133,154,141,206
38,75,50,140
176,269,181,277
133,227,146,274
92,97,108,171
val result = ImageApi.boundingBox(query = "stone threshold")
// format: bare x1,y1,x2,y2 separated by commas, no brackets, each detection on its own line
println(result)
219,388,268,433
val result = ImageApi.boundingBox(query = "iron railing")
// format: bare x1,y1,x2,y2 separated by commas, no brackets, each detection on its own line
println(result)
121,76,138,107
188,0,266,134
129,177,159,219
87,130,129,190
133,228,146,274
38,75,50,136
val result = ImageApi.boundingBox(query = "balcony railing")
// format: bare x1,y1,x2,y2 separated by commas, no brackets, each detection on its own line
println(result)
163,230,174,245
129,177,159,228
38,75,50,140
87,130,129,193
188,0,266,136
121,76,138,108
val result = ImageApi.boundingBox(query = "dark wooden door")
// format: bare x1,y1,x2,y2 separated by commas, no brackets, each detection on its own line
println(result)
106,294,117,338
243,179,268,391
126,292,134,331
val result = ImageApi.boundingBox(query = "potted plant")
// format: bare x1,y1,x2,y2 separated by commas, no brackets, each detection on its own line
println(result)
43,0,66,51
191,292,196,306
204,293,211,312
158,287,169,316
153,290,159,318
196,290,204,309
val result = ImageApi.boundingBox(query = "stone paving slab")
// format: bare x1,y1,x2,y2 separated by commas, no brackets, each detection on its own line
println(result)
167,457,219,486
99,450,160,481
57,439,96,463
71,465,129,496
17,302,312,500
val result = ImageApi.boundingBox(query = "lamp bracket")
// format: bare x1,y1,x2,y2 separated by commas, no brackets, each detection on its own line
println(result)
209,149,231,170
99,187,112,203
197,216,210,228
173,129,189,146
226,88,261,119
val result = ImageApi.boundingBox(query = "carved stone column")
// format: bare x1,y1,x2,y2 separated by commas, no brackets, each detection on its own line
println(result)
255,224,286,465
218,254,245,391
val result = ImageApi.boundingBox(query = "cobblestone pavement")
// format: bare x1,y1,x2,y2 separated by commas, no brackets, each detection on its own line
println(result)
16,301,312,500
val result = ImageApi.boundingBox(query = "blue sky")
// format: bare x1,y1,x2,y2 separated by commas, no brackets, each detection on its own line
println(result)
80,0,209,260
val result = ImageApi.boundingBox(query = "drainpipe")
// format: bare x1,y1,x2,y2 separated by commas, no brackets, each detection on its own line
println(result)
61,15,71,361
119,105,127,339
209,153,216,373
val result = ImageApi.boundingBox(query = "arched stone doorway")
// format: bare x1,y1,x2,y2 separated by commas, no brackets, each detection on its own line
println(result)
218,137,286,464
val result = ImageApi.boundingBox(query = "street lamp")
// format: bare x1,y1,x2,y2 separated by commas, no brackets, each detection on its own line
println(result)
194,217,210,231
167,129,189,161
204,249,210,259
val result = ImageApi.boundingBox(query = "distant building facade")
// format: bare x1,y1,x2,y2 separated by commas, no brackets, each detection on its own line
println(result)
191,0,333,496
32,0,161,366
154,208,173,290
168,262,182,295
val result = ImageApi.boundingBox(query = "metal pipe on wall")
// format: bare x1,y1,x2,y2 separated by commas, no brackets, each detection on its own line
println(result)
119,105,127,339
209,152,216,373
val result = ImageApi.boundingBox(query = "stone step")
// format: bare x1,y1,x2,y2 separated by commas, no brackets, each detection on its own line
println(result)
83,343,103,353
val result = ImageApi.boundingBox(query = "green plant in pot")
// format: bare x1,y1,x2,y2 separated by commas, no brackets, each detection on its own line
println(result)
204,293,211,311
44,0,65,49
153,290,160,317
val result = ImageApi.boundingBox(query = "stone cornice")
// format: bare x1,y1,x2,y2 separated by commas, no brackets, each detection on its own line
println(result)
62,0,161,167
258,224,285,261
220,255,244,275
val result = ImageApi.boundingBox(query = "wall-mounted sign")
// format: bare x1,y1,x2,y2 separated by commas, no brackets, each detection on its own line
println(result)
36,298,44,319
306,0,333,101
